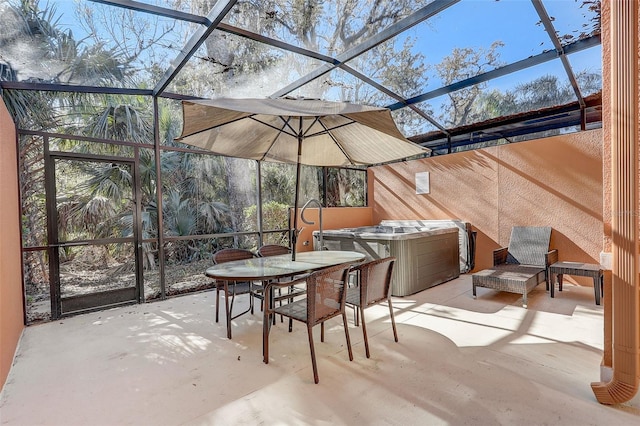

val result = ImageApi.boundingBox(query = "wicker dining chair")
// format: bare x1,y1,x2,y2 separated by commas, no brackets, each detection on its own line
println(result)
263,262,354,384
257,244,306,330
346,257,398,358
257,244,291,257
212,248,258,339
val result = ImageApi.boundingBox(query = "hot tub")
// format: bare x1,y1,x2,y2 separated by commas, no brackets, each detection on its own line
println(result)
379,219,476,273
314,225,460,296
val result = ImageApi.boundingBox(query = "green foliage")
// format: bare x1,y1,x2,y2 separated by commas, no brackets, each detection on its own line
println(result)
435,41,505,127
244,201,289,232
326,168,365,207
261,163,295,205
471,72,602,124
244,201,290,247
83,103,153,143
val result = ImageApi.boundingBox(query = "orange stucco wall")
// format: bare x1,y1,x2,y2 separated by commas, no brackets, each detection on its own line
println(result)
370,129,604,279
0,97,24,391
293,206,373,253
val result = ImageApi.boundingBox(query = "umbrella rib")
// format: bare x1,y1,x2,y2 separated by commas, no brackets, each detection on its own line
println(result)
251,115,326,162
300,116,323,138
278,115,308,138
178,114,250,139
179,113,292,139
256,117,288,162
249,116,297,139
304,114,357,139
315,117,356,165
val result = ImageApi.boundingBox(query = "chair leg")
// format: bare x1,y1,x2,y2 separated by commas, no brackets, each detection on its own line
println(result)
285,286,296,327
280,287,284,323
224,282,232,339
342,312,353,362
360,306,370,358
215,285,220,323
388,298,399,343
263,284,273,364
252,281,269,315
307,325,319,384
352,304,360,326
250,282,255,315
256,284,263,312
320,322,325,342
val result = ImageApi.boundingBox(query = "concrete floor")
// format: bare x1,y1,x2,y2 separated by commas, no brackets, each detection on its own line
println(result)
1,274,639,425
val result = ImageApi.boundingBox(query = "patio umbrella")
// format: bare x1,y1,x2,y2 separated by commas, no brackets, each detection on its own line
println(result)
176,97,429,259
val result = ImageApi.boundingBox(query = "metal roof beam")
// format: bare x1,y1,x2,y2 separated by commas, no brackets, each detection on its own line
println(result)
337,64,449,134
152,0,238,96
270,0,461,99
0,81,208,102
387,34,600,111
90,0,338,67
89,0,209,25
531,0,586,108
216,23,339,64
0,81,152,95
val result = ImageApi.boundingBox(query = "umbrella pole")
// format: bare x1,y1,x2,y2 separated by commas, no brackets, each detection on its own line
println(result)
292,128,303,261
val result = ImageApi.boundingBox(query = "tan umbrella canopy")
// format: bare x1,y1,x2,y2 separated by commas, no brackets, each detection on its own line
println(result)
176,97,430,258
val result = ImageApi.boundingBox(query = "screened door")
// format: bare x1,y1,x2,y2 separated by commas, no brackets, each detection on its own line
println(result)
47,154,142,317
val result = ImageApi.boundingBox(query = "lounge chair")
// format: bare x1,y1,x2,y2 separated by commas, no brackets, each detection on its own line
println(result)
471,226,558,308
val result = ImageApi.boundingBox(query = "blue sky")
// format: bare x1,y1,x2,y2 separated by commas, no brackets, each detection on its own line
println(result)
408,0,600,87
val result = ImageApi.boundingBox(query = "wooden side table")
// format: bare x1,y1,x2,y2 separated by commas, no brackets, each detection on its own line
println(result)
548,261,604,305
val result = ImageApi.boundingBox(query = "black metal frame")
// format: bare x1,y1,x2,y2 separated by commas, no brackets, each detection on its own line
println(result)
0,0,602,151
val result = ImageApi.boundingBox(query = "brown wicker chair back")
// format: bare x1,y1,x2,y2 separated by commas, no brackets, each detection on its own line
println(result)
213,248,256,264
306,263,351,326
257,244,290,257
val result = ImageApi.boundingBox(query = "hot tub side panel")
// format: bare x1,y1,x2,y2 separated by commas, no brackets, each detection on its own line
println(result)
320,228,460,296
321,237,390,259
390,231,459,296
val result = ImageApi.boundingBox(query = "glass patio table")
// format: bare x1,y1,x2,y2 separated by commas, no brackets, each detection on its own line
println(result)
204,250,365,351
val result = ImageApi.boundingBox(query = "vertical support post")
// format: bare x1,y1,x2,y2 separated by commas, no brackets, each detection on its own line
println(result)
153,97,166,299
43,135,61,319
133,148,144,303
256,160,264,247
291,118,303,261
